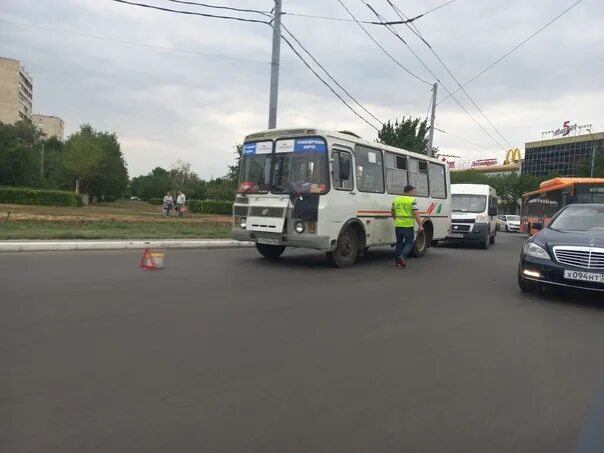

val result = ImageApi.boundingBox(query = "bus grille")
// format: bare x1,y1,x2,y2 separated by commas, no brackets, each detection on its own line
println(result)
233,206,249,216
553,246,604,270
249,207,285,218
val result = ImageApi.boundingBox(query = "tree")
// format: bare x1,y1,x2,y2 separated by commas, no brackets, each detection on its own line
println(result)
62,125,103,194
131,167,172,199
89,131,129,199
169,160,201,195
226,143,243,185
0,120,43,187
377,117,429,154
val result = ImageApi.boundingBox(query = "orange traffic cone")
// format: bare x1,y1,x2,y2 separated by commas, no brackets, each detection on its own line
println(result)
140,248,166,269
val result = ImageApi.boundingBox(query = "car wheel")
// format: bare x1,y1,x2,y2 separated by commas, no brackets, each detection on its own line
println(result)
256,243,286,260
412,229,427,257
326,227,358,267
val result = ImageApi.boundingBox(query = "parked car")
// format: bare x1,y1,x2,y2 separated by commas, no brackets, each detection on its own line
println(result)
497,215,520,232
518,204,604,293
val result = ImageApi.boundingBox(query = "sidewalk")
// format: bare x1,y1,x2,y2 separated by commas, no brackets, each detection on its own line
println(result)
0,239,254,253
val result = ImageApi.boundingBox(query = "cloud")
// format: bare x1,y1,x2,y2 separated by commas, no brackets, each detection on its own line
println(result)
0,0,602,179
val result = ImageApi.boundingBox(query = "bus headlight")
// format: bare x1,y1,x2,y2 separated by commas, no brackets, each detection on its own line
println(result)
295,221,305,233
240,217,247,229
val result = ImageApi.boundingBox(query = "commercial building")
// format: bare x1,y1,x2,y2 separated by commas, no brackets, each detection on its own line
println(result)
0,56,33,124
523,132,604,177
32,114,64,140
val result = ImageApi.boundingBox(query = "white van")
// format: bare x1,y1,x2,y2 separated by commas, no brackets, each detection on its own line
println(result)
447,184,498,249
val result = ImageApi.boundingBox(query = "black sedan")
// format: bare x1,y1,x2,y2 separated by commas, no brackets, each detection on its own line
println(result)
518,204,604,293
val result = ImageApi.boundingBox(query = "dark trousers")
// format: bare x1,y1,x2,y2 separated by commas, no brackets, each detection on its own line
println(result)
395,227,415,260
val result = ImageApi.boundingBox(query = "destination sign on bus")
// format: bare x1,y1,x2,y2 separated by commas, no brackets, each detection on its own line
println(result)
471,158,498,167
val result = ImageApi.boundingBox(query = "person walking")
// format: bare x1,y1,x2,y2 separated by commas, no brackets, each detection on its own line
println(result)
391,184,423,268
176,191,186,218
162,192,173,216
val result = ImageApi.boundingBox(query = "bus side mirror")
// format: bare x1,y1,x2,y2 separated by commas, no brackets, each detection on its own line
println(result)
339,155,351,180
488,206,498,216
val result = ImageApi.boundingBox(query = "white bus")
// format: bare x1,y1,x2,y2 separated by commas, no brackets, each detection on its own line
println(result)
232,128,452,267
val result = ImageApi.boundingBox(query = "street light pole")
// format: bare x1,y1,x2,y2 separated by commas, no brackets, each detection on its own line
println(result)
427,83,438,157
268,0,282,129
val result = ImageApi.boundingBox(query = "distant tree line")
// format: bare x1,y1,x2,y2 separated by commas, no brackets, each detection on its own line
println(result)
0,120,129,201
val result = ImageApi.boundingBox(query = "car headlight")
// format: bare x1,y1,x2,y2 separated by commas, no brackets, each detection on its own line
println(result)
523,241,550,260
476,213,489,223
240,217,247,229
295,221,305,233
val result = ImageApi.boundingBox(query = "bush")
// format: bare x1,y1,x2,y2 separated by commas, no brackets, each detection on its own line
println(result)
148,197,163,205
102,195,117,203
0,186,81,207
188,199,233,215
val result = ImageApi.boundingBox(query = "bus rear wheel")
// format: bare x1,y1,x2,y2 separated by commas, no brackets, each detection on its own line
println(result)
256,243,286,260
327,227,358,268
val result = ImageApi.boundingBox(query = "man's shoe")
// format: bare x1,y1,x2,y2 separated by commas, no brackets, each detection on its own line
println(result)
397,257,406,268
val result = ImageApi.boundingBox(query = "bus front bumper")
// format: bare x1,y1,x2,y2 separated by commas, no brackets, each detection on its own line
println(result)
232,227,332,251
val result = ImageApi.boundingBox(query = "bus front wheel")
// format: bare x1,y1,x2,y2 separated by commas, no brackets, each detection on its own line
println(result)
412,229,427,257
327,227,359,268
256,243,286,260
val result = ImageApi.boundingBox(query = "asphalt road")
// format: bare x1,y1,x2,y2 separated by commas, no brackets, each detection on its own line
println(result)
2,233,604,452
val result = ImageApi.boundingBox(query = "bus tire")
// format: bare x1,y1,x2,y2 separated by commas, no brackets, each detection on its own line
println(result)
412,229,427,257
256,243,286,260
326,227,358,268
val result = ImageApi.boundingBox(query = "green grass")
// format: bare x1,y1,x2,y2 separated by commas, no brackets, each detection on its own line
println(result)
0,220,232,240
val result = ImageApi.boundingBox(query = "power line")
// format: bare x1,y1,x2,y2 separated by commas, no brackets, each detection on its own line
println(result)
362,1,507,151
438,0,585,105
281,0,456,25
163,0,271,16
281,24,383,126
384,0,514,148
0,18,269,64
280,34,381,132
336,0,432,86
110,0,271,24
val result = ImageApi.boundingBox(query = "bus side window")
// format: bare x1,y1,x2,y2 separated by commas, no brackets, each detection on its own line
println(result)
332,151,353,190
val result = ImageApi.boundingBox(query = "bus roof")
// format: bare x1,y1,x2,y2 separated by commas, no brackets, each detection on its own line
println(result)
243,127,445,164
522,177,604,198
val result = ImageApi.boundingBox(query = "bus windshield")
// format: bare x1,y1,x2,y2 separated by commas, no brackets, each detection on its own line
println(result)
238,141,272,193
452,194,486,213
271,138,329,194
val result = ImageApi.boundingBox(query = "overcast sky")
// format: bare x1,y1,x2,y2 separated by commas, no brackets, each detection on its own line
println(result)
1,0,602,178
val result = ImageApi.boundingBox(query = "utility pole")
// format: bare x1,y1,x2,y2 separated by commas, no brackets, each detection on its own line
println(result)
590,139,596,177
268,0,282,129
427,83,438,157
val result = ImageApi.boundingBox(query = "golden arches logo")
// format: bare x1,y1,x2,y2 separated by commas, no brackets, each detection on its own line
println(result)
504,148,522,165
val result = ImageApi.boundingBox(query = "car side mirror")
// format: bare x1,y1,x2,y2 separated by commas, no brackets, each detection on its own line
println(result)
488,206,498,216
339,155,351,180
532,222,544,230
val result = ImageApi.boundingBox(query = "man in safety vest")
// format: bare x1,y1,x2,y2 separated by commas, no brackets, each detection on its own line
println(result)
391,184,423,267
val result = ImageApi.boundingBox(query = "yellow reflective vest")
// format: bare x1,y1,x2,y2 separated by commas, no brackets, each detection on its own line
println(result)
392,195,416,228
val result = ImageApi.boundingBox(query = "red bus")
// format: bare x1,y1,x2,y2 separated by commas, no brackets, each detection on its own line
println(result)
520,177,604,235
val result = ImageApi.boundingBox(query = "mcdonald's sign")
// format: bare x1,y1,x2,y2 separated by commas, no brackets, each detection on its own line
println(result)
504,148,522,165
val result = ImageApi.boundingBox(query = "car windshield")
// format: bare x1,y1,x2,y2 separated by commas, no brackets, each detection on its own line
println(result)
271,138,328,194
238,141,272,193
452,194,487,213
549,206,604,232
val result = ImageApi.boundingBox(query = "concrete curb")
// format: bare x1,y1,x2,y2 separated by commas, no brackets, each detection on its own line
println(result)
0,239,255,253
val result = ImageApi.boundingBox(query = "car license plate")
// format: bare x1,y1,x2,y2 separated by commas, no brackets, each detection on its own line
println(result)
563,270,604,283
449,233,464,239
257,237,279,245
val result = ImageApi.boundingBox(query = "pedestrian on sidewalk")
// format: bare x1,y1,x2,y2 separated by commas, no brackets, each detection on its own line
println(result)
176,191,186,218
163,192,173,216
392,185,423,268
